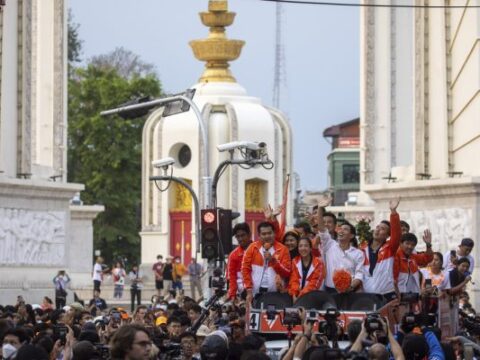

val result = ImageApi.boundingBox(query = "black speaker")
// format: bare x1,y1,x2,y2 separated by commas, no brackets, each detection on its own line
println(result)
342,293,386,311
293,291,337,310
253,292,293,309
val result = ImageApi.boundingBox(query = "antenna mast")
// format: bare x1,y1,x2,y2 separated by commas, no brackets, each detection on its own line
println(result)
272,3,287,109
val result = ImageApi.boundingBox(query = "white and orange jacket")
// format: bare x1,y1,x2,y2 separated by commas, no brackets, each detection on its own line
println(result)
393,248,433,293
288,256,325,298
227,244,250,299
241,240,291,295
360,213,401,294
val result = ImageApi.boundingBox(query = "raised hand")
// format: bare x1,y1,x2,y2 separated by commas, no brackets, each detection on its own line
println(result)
389,197,400,213
263,205,274,220
273,205,284,217
317,195,332,209
423,229,432,245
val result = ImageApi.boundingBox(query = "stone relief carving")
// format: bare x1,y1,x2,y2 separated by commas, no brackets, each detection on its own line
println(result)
0,208,66,266
376,208,472,251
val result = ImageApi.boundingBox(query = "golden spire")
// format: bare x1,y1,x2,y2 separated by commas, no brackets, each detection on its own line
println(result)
189,0,245,83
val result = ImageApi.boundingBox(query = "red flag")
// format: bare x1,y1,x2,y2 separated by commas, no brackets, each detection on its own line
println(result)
279,174,290,234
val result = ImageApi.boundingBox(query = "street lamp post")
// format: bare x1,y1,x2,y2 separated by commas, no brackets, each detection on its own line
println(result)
149,174,201,258
101,93,212,208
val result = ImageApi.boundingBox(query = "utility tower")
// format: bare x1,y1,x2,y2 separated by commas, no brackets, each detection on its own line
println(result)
272,3,287,109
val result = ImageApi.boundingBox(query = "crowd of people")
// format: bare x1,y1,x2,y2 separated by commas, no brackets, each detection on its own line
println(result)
0,198,479,359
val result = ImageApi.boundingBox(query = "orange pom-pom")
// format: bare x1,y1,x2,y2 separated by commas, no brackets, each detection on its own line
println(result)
332,268,352,293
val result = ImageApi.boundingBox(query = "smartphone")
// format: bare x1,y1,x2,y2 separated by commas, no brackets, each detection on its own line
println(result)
451,250,457,257
54,325,68,345
425,279,432,288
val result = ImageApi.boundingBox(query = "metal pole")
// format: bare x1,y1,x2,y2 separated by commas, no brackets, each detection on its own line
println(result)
101,94,212,208
149,176,201,256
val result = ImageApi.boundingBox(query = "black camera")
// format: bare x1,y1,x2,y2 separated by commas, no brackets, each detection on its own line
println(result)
400,292,420,304
364,313,383,333
306,310,318,323
266,304,277,321
210,268,227,291
94,343,110,359
283,308,302,326
160,341,182,359
54,325,68,345
323,308,340,323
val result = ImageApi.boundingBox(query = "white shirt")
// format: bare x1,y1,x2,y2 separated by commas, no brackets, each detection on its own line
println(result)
259,246,274,289
93,263,103,282
419,268,451,290
443,250,474,274
319,230,365,288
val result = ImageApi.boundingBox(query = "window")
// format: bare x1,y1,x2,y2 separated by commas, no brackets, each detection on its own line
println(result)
342,164,359,184
178,145,191,167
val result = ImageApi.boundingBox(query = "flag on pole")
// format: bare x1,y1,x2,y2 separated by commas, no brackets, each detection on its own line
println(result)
279,174,290,234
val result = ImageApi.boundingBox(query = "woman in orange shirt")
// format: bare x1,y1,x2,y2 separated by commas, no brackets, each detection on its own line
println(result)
288,237,325,302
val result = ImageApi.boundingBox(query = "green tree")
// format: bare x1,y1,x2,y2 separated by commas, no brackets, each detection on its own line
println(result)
68,57,162,265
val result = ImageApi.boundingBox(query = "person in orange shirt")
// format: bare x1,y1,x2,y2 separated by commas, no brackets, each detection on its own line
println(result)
393,230,433,294
288,237,325,302
227,222,252,300
242,221,291,304
172,256,187,295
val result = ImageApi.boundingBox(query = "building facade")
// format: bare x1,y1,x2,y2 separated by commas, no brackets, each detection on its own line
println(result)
360,1,480,304
323,118,360,206
0,0,102,304
141,0,294,265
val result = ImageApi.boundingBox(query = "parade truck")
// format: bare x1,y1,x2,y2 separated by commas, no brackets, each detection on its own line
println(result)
244,291,459,358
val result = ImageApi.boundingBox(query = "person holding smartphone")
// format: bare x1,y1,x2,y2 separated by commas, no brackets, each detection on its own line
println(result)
443,238,475,274
420,252,451,293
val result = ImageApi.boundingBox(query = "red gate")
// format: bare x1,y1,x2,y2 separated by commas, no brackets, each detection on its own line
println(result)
169,211,192,264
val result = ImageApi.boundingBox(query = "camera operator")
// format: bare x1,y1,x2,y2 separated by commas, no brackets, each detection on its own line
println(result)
280,308,345,360
350,315,405,360
394,313,446,360
178,332,199,360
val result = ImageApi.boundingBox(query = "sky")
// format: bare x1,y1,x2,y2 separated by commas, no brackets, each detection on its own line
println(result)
69,0,360,191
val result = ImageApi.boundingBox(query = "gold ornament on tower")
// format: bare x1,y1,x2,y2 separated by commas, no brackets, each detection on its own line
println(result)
189,0,245,83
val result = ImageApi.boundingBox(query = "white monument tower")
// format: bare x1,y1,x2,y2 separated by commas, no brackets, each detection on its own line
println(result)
141,0,293,265
0,0,102,304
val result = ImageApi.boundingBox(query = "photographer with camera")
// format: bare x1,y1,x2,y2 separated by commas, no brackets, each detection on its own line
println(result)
350,315,405,360
288,237,325,302
241,221,291,304
129,264,144,313
394,230,433,295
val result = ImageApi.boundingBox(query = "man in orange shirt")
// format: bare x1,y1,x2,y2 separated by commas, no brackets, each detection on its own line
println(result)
242,221,291,304
227,223,252,300
394,230,433,294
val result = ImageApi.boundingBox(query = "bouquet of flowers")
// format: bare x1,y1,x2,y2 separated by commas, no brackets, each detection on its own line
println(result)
355,215,373,246
332,268,352,293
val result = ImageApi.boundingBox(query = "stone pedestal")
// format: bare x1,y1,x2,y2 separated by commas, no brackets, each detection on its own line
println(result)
365,177,480,308
0,177,103,305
